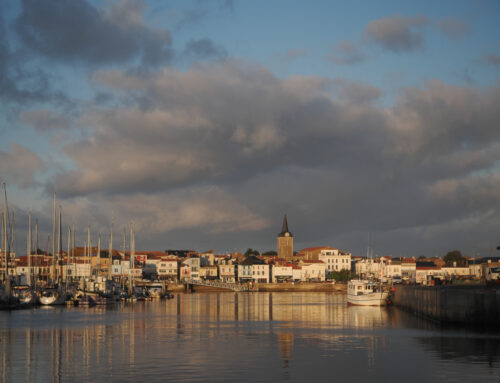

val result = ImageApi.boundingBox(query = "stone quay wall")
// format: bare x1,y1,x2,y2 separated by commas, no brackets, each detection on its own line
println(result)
393,285,500,324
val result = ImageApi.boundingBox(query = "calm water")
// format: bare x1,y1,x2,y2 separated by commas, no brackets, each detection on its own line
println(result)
0,292,499,383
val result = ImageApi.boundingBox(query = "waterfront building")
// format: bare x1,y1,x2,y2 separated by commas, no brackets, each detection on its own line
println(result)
415,261,442,284
271,261,294,283
237,256,270,283
441,266,471,279
200,251,215,266
355,258,381,279
401,258,416,281
277,214,293,261
63,262,91,278
292,265,302,282
156,259,178,280
218,263,236,282
200,265,218,280
318,248,351,276
299,260,326,282
298,246,332,261
384,258,402,279
111,262,123,277
180,256,201,281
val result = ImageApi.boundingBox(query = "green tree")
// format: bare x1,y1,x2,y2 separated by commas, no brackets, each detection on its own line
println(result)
263,250,277,255
443,250,465,266
244,248,260,257
328,270,353,282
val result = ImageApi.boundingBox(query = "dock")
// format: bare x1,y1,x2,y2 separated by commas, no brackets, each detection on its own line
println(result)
393,284,500,324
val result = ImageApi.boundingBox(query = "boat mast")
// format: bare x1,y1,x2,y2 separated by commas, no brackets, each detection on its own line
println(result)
2,183,9,281
129,222,135,292
57,206,62,283
71,223,75,279
108,216,113,279
52,192,56,284
67,226,71,284
87,226,91,276
9,210,14,278
97,232,101,277
27,212,32,287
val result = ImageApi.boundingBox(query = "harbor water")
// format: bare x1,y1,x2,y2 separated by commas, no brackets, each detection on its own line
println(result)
0,292,499,382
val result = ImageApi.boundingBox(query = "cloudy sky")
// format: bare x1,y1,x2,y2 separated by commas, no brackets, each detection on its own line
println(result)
1,0,500,257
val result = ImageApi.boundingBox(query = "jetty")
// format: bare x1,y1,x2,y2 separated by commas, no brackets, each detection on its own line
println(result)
184,278,257,292
393,284,500,325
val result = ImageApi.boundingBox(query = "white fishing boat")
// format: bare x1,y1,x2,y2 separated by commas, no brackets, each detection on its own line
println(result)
347,280,389,306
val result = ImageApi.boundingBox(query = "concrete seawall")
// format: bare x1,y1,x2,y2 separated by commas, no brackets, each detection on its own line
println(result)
167,282,346,293
393,285,500,324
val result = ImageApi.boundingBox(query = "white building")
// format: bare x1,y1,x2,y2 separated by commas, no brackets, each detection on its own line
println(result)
441,266,471,279
157,259,178,280
237,258,269,283
218,264,236,282
292,267,302,282
318,249,351,276
355,259,381,278
271,264,293,283
61,263,91,279
300,260,326,282
181,257,200,281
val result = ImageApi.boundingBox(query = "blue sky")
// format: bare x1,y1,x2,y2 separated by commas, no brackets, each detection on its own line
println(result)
1,0,500,257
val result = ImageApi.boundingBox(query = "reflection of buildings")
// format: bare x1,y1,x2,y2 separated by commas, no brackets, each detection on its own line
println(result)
277,333,294,368
0,294,400,382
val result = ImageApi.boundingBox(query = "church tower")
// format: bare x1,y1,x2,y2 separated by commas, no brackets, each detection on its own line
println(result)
277,214,294,260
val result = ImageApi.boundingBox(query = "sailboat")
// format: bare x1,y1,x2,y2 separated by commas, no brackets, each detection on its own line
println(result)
40,197,68,305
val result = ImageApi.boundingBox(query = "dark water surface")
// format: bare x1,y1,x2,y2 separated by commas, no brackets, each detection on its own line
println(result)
1,292,499,382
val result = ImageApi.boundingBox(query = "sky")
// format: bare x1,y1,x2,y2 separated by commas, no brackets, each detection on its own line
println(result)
1,0,500,257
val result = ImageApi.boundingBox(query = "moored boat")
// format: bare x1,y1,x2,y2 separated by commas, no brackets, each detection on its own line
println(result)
39,289,67,305
347,280,389,306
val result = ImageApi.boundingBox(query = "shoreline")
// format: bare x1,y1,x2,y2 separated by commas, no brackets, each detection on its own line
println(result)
167,282,347,293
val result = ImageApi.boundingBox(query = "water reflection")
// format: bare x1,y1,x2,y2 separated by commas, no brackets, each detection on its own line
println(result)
0,292,498,382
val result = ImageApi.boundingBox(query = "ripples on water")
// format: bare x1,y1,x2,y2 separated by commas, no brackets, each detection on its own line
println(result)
0,292,499,382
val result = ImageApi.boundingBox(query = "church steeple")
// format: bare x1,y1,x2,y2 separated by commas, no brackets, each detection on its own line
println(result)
278,213,293,237
277,213,293,260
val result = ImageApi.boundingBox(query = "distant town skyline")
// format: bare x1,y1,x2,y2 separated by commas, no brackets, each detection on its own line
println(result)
1,0,500,258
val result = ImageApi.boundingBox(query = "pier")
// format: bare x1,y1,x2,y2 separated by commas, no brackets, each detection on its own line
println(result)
393,284,500,325
184,279,258,292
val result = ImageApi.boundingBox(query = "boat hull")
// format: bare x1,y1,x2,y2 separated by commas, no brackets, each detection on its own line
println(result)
347,291,389,306
40,295,66,305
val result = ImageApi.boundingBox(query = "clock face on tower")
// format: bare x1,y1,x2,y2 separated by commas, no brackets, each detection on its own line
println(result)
285,233,289,237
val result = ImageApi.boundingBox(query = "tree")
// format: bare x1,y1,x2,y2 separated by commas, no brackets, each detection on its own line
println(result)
328,270,352,282
263,250,277,255
443,250,465,266
244,248,260,257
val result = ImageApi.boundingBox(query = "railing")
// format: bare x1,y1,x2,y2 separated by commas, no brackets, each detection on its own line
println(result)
184,278,258,292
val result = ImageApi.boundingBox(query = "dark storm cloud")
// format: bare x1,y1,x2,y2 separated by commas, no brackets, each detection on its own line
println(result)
15,0,173,67
0,7,66,105
437,17,470,41
326,40,366,65
45,61,500,255
182,38,227,61
364,15,427,53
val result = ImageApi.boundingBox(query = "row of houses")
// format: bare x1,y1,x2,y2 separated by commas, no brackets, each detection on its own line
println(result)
8,246,353,284
354,256,500,284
